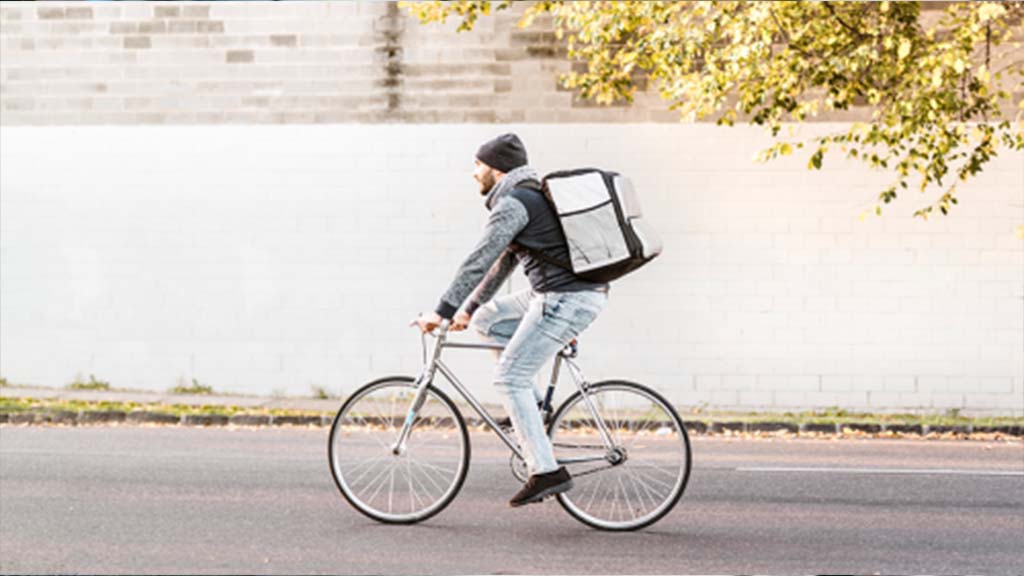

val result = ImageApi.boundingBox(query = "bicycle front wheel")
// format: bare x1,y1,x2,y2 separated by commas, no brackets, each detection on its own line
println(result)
327,376,470,524
549,380,691,531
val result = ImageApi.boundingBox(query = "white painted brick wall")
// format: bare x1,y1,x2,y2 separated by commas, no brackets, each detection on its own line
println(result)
0,123,1021,415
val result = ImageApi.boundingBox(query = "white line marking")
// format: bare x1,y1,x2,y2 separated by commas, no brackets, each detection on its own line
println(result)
736,466,1024,477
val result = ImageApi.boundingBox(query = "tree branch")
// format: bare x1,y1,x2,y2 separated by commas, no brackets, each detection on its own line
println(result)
823,2,880,40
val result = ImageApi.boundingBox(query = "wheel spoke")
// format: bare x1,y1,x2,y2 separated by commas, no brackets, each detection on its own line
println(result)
358,459,395,501
584,468,605,511
616,473,635,521
623,466,658,512
405,457,416,513
415,459,457,476
408,458,447,499
631,463,682,480
387,466,396,514
342,454,387,480
629,466,677,491
625,465,667,506
408,458,444,502
346,455,389,488
609,473,621,521
346,412,394,452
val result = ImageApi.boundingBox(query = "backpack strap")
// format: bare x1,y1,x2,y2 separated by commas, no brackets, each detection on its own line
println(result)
511,179,575,273
522,245,573,272
516,178,544,192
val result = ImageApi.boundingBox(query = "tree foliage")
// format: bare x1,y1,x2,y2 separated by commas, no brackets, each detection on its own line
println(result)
403,1,1024,219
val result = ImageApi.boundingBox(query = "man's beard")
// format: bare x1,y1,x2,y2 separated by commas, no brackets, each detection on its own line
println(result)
477,172,496,196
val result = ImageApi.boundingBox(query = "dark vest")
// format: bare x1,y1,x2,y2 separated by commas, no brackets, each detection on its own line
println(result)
507,185,609,294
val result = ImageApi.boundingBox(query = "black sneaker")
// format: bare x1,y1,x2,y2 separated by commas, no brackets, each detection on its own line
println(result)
495,402,551,431
509,466,574,507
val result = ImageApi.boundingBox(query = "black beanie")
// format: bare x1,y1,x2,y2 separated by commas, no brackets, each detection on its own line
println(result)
476,133,528,173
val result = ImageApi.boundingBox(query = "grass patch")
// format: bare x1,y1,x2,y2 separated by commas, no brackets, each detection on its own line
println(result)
684,406,1023,428
310,385,334,400
168,378,214,396
0,397,325,418
66,374,111,391
0,397,33,412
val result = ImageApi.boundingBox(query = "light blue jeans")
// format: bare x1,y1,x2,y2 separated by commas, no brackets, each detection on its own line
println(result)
470,288,609,476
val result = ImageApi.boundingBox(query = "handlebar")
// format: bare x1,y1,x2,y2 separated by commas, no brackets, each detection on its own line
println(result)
412,318,451,337
413,317,451,364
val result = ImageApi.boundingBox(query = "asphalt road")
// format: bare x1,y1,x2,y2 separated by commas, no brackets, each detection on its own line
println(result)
1,425,1022,575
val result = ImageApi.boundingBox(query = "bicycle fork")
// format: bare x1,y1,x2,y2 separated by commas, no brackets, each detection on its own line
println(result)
391,325,447,456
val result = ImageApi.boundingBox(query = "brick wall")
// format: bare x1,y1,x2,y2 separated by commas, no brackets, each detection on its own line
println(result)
0,0,677,124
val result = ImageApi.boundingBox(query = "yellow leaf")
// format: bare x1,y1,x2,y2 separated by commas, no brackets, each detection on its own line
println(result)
931,67,943,89
1016,225,1024,240
953,59,965,74
898,39,911,60
780,143,793,156
978,65,990,84
978,3,1006,23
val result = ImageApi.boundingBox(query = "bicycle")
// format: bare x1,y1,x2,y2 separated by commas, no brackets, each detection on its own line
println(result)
327,320,692,531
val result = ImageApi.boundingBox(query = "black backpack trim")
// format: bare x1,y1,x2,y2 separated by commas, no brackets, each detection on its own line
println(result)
513,178,576,274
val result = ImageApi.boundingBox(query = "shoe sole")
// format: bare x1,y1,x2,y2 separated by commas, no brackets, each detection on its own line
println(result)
509,479,574,508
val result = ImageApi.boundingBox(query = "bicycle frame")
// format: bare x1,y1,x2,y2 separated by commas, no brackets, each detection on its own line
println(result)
391,321,618,465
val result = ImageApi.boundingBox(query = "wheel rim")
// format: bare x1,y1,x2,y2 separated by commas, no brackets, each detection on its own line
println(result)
549,383,690,530
329,380,467,522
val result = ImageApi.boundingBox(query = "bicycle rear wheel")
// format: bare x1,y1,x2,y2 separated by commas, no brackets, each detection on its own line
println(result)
327,376,470,524
549,380,691,531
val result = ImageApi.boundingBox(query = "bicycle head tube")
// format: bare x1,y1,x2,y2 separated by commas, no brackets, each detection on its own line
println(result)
417,319,451,381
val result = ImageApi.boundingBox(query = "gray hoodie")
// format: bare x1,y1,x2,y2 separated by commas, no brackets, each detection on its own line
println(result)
435,165,608,319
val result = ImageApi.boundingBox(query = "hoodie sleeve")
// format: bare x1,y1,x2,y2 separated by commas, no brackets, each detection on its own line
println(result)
435,195,529,319
463,248,520,317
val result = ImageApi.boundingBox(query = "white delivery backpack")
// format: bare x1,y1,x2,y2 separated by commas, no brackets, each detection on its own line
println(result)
523,168,663,283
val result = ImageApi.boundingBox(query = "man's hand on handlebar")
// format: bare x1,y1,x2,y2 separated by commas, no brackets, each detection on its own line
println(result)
452,310,471,332
411,310,471,334
411,312,443,334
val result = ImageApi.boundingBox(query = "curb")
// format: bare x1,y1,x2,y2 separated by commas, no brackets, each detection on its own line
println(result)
0,410,1021,438
0,410,331,428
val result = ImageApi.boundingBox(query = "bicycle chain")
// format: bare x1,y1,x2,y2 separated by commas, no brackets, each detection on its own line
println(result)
550,442,621,478
570,463,618,478
551,442,607,450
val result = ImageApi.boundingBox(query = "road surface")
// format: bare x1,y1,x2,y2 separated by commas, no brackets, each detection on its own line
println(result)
1,425,1021,574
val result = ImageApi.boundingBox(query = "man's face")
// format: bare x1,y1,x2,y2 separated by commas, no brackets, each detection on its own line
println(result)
473,159,501,196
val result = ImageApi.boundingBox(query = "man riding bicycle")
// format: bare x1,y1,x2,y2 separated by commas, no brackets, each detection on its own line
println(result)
413,133,609,507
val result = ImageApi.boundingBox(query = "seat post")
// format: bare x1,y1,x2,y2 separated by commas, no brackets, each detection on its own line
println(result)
543,352,563,413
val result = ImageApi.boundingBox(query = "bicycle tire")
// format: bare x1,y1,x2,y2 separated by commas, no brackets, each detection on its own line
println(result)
548,379,691,531
327,376,471,524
